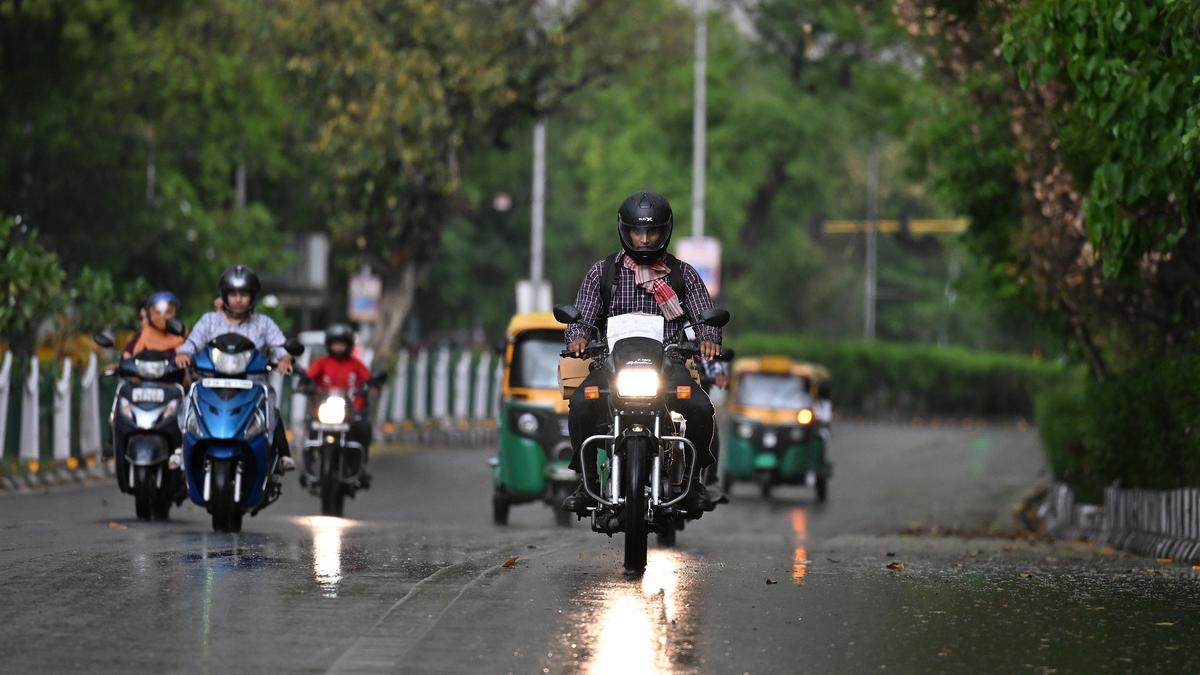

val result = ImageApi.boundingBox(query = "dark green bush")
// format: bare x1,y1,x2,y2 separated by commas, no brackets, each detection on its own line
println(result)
731,333,1065,418
1034,353,1200,499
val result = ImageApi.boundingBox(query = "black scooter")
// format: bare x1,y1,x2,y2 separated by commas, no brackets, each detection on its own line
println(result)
95,327,188,520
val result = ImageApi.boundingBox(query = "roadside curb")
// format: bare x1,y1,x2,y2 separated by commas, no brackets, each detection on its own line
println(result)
1039,481,1200,565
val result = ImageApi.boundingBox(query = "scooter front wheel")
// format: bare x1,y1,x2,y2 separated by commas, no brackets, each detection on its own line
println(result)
210,461,242,532
133,465,155,521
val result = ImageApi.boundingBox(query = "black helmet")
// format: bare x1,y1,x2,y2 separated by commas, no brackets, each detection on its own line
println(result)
218,264,261,309
325,323,355,353
617,190,674,264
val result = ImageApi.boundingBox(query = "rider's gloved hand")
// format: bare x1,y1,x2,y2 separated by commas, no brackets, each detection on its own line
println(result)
568,339,588,356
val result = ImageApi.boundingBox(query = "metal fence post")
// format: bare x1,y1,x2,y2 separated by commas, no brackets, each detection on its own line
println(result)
19,359,40,484
453,351,472,424
389,351,409,440
53,357,74,481
79,352,104,476
412,349,428,429
0,351,11,465
473,351,492,423
432,346,451,433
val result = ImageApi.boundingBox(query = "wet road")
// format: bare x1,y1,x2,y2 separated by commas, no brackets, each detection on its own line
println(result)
3,421,1199,673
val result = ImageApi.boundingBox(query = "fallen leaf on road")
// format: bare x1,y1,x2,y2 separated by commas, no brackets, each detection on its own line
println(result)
826,558,841,563
1101,546,1117,555
1156,557,1173,565
1155,622,1176,627
886,562,906,572
107,522,127,530
1192,565,1200,572
1019,572,1033,578
502,556,519,569
766,578,778,585
886,552,896,557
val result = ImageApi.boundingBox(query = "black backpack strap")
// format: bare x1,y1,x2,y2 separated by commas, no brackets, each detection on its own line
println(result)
599,252,620,317
663,253,689,316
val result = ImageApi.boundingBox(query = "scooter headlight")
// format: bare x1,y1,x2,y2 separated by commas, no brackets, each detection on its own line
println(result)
245,409,268,437
317,396,348,424
616,368,659,398
134,358,168,380
211,348,253,376
516,412,539,435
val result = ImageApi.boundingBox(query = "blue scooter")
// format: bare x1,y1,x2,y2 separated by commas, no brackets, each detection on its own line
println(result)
181,333,303,532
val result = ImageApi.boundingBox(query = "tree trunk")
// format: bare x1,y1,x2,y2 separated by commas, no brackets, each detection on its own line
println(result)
370,264,419,362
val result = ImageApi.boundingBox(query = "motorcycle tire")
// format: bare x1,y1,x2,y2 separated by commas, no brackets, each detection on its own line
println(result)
210,461,242,533
622,437,650,575
133,465,155,521
320,450,345,518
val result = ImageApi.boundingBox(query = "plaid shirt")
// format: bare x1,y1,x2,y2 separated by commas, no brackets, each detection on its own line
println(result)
566,252,722,346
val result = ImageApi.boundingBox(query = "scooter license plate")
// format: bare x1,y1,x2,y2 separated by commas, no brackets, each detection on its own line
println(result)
131,388,165,403
201,378,254,390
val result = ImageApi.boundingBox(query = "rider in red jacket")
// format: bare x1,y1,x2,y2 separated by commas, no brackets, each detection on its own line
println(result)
307,324,375,481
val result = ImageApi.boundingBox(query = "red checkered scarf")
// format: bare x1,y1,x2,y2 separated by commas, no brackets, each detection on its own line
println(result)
622,253,684,320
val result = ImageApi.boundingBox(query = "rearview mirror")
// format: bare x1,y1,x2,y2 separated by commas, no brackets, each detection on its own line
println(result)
369,371,389,387
92,332,114,349
553,304,582,325
699,308,730,328
718,348,735,362
284,338,305,357
165,318,186,337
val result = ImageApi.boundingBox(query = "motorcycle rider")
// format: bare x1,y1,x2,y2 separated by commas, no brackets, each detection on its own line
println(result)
561,190,727,516
174,265,295,472
305,323,375,484
123,291,186,357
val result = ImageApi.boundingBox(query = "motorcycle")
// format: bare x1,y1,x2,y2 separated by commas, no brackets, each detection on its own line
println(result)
554,303,731,575
296,371,387,517
180,333,304,532
93,330,187,521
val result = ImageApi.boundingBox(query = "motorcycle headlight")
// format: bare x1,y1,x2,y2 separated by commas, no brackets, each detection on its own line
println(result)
797,409,814,425
616,368,659,398
134,358,167,380
245,409,268,437
317,396,348,424
211,348,253,376
737,422,754,439
516,412,539,435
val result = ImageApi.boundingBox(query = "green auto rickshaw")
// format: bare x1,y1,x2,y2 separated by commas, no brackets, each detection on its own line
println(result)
491,312,577,526
722,356,832,501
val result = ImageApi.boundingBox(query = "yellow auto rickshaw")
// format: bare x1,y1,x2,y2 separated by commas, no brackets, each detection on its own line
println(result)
490,312,576,526
722,355,832,501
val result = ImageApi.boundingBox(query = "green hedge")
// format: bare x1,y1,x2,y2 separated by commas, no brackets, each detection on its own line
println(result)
1035,354,1200,502
731,333,1065,418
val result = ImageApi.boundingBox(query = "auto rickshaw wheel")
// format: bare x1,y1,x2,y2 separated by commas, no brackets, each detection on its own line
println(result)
492,488,511,526
816,475,828,503
758,476,773,500
552,484,573,527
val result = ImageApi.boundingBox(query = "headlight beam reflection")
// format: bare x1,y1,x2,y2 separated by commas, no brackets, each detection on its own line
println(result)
585,550,688,674
294,516,359,598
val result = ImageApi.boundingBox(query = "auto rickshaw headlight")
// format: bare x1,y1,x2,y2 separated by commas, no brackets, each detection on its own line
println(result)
616,368,659,398
517,412,539,435
737,422,753,439
763,431,778,448
798,409,814,425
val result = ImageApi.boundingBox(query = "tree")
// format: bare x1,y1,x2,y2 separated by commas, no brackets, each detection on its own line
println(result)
274,0,679,358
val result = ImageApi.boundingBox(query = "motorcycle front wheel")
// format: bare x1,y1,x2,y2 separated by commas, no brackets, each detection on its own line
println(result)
622,437,650,575
320,449,346,517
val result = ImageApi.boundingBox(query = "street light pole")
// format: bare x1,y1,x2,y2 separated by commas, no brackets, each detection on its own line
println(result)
531,119,546,283
691,0,707,238
864,144,879,341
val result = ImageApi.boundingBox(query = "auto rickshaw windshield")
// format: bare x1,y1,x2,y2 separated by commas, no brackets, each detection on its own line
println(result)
737,372,813,409
510,330,564,390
